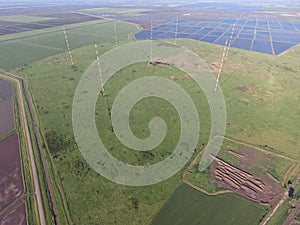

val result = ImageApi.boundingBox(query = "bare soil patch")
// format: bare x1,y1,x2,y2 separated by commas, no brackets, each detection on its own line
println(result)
211,146,283,206
0,98,15,137
0,79,13,99
0,134,24,212
236,86,248,92
0,202,26,225
210,62,219,73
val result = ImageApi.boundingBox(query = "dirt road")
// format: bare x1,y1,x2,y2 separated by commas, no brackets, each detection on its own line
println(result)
261,191,288,225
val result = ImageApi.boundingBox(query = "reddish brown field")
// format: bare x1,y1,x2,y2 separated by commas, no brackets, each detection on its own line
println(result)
0,79,13,99
0,202,26,225
211,146,283,206
0,98,15,137
0,134,24,212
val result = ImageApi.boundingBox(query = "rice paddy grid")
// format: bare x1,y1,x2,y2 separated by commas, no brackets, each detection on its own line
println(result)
135,15,300,55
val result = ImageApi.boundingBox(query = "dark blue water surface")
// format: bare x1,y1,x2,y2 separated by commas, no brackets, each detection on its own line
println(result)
135,17,300,55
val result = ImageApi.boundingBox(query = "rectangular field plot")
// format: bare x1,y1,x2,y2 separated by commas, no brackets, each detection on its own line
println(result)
201,35,219,42
0,202,26,225
0,98,15,137
0,20,140,69
0,79,13,99
252,40,273,54
0,134,24,212
231,38,252,50
19,31,68,49
152,184,266,225
0,41,63,70
135,16,300,55
255,34,271,41
273,42,296,55
0,15,55,23
214,37,228,45
272,33,300,44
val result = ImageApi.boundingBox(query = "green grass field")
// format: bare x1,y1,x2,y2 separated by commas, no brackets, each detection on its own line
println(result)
13,42,211,224
177,39,300,159
152,184,267,225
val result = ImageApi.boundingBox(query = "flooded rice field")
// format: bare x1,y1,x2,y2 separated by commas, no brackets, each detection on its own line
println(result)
0,98,15,137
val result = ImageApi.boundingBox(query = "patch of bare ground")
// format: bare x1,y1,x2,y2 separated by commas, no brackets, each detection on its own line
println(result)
0,202,26,225
0,98,15,137
236,86,248,92
210,62,219,74
211,157,282,205
0,79,13,99
267,172,280,184
227,149,244,159
211,144,286,206
0,134,24,212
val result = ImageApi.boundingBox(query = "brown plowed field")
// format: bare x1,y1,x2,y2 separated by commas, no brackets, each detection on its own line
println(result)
0,79,13,99
0,202,26,225
0,134,24,212
0,98,15,137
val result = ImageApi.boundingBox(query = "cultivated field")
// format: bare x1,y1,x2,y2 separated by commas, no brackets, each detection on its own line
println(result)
0,19,139,70
0,134,24,212
0,79,13,99
0,202,26,225
152,184,267,225
0,98,14,137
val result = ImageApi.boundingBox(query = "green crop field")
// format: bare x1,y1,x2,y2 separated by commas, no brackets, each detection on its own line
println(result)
0,20,139,70
152,184,267,225
0,41,62,70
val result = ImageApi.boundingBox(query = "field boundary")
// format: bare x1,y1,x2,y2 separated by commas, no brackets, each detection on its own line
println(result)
26,80,73,225
183,135,298,197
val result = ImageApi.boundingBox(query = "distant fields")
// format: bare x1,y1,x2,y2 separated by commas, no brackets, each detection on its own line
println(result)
0,15,55,23
0,19,139,70
80,7,152,17
152,184,267,225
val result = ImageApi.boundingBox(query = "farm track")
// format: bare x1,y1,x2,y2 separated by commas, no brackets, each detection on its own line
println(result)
262,191,289,225
224,136,296,162
284,163,296,186
284,201,300,225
